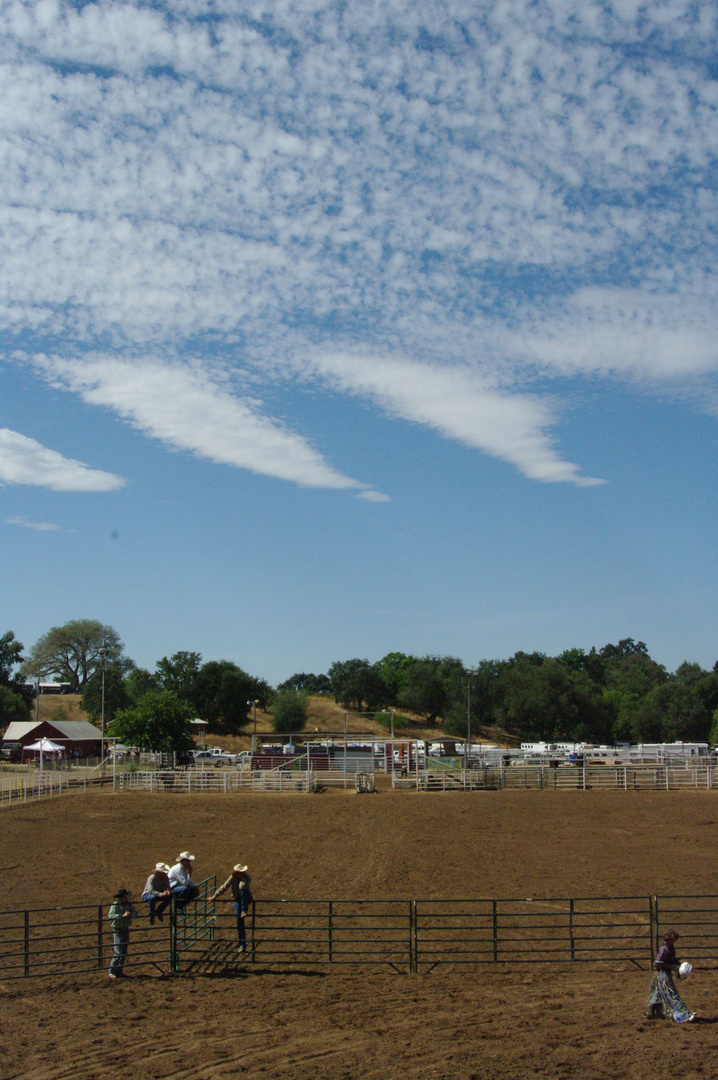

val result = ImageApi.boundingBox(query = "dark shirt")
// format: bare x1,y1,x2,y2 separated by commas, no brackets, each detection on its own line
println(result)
655,942,677,971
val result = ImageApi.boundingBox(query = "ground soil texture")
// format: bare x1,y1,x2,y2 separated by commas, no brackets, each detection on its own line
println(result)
3,789,718,1080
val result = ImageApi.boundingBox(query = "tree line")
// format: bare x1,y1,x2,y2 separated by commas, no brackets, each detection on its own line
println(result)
3,621,718,750
283,641,718,746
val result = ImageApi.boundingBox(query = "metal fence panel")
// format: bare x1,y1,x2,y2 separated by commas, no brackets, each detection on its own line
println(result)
4,893,718,979
0,903,169,979
414,896,653,969
654,895,718,959
175,899,414,972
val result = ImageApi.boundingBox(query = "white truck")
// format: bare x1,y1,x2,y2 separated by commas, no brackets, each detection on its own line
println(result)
192,748,238,767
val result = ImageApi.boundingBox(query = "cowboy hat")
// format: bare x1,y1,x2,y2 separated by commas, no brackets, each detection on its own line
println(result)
177,851,196,862
155,862,171,873
233,864,248,873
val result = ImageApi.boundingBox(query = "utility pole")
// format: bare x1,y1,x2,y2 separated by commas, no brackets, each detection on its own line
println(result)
99,645,107,767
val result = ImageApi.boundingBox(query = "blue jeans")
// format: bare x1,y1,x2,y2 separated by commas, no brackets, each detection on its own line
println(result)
142,893,170,921
109,928,129,975
171,885,199,910
234,901,247,946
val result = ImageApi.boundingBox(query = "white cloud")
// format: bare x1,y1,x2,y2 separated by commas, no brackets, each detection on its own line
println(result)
5,515,62,531
0,428,125,491
27,353,382,493
311,353,605,486
1,0,717,491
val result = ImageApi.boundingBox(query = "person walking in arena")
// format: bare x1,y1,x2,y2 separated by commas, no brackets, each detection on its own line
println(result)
210,863,253,953
646,930,696,1021
141,862,172,924
108,888,139,979
169,852,200,910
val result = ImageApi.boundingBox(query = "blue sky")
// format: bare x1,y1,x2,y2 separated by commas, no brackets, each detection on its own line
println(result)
2,0,718,684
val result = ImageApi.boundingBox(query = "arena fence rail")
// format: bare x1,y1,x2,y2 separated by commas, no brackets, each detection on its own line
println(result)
0,772,112,807
1,766,714,807
4,893,718,979
395,765,717,792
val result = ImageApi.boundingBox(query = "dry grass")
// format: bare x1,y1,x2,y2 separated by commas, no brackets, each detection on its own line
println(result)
33,693,516,751
35,693,89,725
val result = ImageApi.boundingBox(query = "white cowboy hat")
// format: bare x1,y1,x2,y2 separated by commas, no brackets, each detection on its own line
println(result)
233,864,248,873
155,862,171,873
177,851,196,862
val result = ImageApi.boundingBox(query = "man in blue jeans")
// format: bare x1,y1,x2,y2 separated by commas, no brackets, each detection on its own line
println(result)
141,862,172,924
210,863,253,953
168,852,200,910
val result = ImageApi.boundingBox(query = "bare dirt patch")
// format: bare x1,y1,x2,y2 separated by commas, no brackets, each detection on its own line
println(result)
2,789,718,1080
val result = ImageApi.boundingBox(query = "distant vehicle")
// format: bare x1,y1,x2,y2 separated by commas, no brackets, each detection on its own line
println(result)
192,749,237,767
0,741,23,763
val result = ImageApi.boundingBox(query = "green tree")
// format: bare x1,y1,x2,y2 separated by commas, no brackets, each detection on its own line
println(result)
20,620,131,690
191,660,254,734
272,689,308,733
124,667,160,704
708,707,718,746
0,631,25,683
248,676,274,713
399,661,449,724
602,652,668,741
373,652,416,704
278,672,331,694
328,659,388,712
495,654,607,743
635,664,718,743
0,631,31,727
155,651,202,700
443,659,507,737
111,690,194,752
0,684,32,727
80,666,130,726
398,656,464,725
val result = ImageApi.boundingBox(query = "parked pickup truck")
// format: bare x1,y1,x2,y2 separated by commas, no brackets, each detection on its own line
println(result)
191,749,238,767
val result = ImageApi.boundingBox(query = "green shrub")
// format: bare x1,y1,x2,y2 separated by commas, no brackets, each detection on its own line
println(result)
272,689,308,734
373,711,412,731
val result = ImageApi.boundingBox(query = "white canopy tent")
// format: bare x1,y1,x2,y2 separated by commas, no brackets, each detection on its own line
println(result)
24,737,64,771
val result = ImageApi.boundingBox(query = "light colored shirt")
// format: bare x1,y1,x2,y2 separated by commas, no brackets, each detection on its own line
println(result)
169,862,195,889
212,873,252,902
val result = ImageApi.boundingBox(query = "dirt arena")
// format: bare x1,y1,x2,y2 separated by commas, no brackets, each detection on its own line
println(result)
3,787,718,1080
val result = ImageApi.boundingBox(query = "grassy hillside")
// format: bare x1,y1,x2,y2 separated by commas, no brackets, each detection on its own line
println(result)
32,692,516,750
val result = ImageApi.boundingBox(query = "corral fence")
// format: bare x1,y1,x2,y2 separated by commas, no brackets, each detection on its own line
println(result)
2,766,715,806
395,765,718,791
3,893,718,979
117,769,369,792
0,772,112,807
0,876,217,980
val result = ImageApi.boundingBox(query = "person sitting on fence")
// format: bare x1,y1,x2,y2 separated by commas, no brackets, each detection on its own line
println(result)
141,862,172,924
108,888,139,979
169,852,200,910
646,930,696,1022
210,863,253,954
